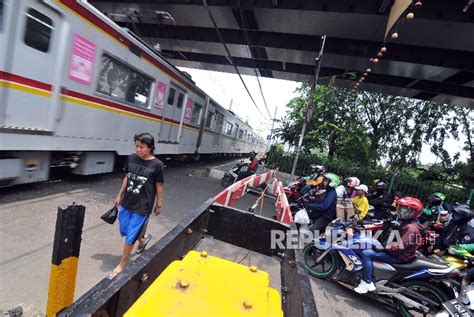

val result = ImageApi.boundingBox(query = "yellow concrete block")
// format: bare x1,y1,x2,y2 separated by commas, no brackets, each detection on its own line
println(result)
125,251,283,317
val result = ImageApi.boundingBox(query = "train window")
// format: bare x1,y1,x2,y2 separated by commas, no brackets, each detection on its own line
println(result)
176,92,184,109
225,122,233,135
167,87,176,105
190,103,202,124
24,8,54,53
205,110,214,128
96,54,152,108
0,0,3,32
215,113,224,132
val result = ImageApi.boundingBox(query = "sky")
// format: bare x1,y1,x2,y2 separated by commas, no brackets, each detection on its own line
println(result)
179,67,468,165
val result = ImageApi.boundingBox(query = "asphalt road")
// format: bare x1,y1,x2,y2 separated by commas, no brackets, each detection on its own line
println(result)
0,161,396,316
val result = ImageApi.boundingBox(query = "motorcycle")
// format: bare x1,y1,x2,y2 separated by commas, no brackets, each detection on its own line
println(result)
220,161,251,187
283,177,306,204
437,284,474,316
303,217,457,316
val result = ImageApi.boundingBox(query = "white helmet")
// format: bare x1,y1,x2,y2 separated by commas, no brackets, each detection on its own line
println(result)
346,177,360,188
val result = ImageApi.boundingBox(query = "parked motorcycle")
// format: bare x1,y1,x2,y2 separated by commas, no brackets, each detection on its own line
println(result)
220,161,250,187
303,217,457,316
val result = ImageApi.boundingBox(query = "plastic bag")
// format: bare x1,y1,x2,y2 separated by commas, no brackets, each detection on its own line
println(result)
101,206,118,224
294,208,310,224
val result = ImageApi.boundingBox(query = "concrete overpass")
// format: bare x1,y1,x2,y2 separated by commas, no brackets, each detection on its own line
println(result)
91,0,474,108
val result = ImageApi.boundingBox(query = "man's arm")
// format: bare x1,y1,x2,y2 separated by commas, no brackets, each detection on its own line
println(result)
114,175,128,207
154,182,163,215
309,190,337,211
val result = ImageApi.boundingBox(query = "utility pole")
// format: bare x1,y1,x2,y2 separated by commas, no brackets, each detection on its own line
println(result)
269,107,278,147
290,35,326,179
263,107,278,169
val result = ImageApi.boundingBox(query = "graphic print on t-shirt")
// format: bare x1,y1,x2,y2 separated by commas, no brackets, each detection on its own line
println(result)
126,162,154,195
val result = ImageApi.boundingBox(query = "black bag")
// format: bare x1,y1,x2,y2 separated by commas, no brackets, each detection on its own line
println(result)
101,206,118,224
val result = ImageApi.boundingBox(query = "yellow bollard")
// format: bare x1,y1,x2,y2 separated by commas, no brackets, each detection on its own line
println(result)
46,204,85,316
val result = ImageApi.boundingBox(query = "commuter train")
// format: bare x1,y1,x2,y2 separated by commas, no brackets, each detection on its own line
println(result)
0,0,267,186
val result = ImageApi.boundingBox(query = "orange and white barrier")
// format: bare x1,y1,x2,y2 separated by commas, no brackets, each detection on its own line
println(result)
213,169,293,224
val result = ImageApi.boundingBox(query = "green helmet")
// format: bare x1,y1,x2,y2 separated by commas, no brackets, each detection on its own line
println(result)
324,173,341,188
433,192,446,201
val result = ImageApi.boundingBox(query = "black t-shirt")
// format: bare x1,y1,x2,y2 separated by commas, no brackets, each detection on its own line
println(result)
121,153,164,215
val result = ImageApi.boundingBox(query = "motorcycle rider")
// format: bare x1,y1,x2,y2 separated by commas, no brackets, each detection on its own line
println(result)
354,197,424,294
236,151,259,181
307,173,340,233
299,165,326,195
304,165,326,187
366,180,391,219
389,191,402,216
352,184,369,220
419,192,452,224
345,177,361,199
431,204,474,254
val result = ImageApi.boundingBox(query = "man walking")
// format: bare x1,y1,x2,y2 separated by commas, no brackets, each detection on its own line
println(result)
110,133,164,277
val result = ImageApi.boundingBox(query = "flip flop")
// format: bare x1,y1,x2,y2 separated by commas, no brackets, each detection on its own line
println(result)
106,268,121,279
135,234,152,254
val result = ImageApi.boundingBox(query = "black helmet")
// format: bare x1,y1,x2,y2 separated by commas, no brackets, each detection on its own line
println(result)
249,151,257,160
452,204,473,220
310,165,326,174
429,192,445,206
375,181,387,190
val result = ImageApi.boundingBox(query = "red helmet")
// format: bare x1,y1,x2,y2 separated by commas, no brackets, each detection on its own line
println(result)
396,197,424,220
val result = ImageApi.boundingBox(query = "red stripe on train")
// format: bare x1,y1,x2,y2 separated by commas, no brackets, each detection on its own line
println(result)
0,70,52,91
63,88,198,129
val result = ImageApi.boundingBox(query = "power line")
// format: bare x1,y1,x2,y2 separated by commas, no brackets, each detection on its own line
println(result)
171,39,248,114
236,0,272,119
202,0,270,120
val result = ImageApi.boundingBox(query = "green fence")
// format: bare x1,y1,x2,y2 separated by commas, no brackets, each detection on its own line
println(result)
266,148,472,207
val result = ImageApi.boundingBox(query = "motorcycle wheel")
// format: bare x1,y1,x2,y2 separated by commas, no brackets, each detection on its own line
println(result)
398,280,448,317
303,243,339,278
221,176,233,188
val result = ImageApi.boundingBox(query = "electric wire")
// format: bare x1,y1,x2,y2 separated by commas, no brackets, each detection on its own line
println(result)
236,0,272,119
202,0,270,120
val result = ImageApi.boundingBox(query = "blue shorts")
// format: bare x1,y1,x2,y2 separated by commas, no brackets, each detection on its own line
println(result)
118,206,149,245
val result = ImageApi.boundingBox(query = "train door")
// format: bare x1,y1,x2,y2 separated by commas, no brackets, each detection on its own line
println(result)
169,89,186,142
159,84,185,143
213,111,223,147
2,2,61,130
233,123,239,147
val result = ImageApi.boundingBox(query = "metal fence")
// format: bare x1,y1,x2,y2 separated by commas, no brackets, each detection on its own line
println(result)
266,149,473,207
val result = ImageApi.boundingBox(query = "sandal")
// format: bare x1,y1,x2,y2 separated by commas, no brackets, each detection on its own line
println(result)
135,234,152,254
107,268,121,279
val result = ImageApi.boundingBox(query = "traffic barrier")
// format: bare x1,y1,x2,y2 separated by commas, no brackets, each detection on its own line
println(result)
213,169,276,206
274,181,293,224
213,170,293,224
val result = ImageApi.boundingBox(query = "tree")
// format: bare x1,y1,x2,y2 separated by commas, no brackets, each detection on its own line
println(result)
275,79,364,160
455,107,473,162
276,82,469,171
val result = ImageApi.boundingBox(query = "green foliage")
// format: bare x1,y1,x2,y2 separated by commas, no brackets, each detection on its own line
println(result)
272,83,472,206
276,81,471,171
267,147,472,207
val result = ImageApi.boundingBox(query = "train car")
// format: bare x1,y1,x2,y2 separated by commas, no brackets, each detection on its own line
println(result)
0,0,267,186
